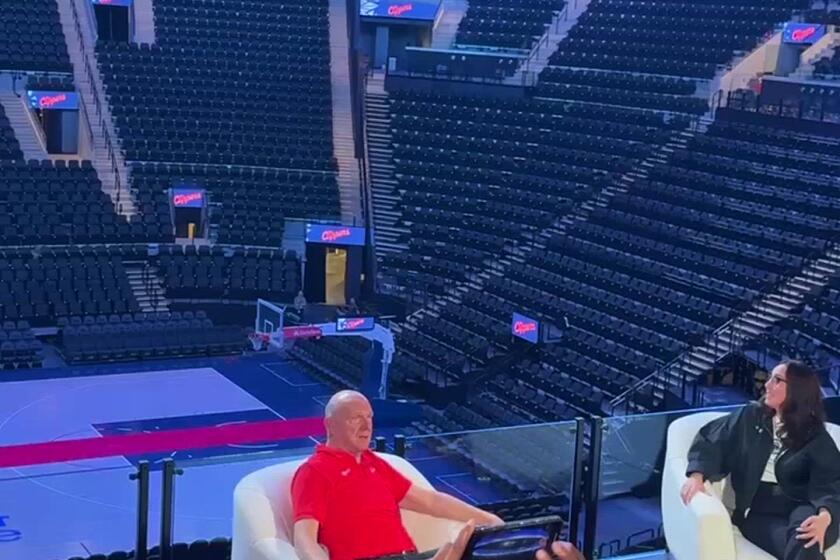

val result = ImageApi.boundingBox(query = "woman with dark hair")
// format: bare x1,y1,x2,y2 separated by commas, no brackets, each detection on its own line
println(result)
681,360,840,560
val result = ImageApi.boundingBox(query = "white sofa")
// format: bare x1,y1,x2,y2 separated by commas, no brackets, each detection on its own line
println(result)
662,411,840,560
232,453,464,560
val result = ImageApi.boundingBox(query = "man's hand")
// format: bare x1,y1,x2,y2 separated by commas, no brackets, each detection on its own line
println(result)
536,541,586,560
796,510,832,553
432,520,475,560
478,512,504,527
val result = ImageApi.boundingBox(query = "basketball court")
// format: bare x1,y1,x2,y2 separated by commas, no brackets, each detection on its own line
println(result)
0,353,523,559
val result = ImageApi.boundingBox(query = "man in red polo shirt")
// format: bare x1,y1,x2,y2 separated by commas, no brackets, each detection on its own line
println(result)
292,390,503,560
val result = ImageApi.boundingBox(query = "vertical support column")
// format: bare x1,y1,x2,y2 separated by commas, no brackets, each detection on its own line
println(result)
567,418,586,546
129,460,151,560
159,459,183,560
583,418,603,560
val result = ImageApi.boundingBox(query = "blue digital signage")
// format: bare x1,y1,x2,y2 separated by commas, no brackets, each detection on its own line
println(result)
306,224,366,246
27,91,79,110
336,317,376,332
171,188,205,208
360,0,440,21
512,312,540,344
782,23,826,44
91,0,134,6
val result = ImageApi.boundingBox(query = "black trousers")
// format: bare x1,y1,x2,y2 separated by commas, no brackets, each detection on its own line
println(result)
737,483,839,560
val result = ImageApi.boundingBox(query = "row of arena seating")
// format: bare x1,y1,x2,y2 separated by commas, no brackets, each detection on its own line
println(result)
748,280,840,374
533,0,804,116
0,159,172,245
815,49,840,80
0,0,71,72
26,74,75,92
60,311,245,363
66,537,230,560
379,89,681,300
0,244,303,328
545,0,807,78
456,0,566,50
130,162,339,246
0,247,141,326
0,321,43,370
374,111,839,422
97,0,341,213
157,244,301,301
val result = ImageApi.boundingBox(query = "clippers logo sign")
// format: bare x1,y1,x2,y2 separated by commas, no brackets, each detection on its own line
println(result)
783,23,826,44
336,316,375,332
306,224,366,246
171,188,205,208
512,312,540,344
360,0,440,21
92,0,134,6
27,91,79,110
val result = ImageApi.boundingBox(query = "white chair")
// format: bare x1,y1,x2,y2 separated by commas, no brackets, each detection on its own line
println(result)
232,453,465,560
662,411,840,560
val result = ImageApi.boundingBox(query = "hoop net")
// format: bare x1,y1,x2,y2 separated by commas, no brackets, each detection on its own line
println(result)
248,332,270,352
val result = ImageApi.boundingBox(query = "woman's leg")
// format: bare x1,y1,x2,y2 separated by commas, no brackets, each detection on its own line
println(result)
739,511,790,560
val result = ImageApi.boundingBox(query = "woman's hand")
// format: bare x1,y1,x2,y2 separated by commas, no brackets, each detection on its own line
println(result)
536,542,586,560
796,510,832,552
680,473,708,505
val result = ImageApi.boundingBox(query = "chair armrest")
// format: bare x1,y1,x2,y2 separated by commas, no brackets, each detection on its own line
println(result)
250,537,301,560
662,458,736,560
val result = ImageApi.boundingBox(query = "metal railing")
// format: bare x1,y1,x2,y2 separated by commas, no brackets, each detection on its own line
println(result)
68,0,125,214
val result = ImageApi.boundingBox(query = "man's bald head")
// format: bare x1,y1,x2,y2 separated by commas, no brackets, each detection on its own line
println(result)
323,390,374,457
324,390,368,418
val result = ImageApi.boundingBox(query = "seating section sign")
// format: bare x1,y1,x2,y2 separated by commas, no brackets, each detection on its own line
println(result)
336,317,376,332
512,312,540,344
782,23,826,44
27,91,79,110
360,0,440,21
306,224,366,246
171,188,205,208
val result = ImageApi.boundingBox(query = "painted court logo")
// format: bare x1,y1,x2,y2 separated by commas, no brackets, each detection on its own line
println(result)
0,516,22,543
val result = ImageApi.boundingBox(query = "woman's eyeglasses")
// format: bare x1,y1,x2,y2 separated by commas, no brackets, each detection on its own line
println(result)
768,375,788,385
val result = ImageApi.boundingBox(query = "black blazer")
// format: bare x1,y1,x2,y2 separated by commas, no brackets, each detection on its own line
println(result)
686,402,840,521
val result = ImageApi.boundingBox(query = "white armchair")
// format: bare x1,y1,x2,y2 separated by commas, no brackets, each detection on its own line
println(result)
232,453,465,560
662,411,840,560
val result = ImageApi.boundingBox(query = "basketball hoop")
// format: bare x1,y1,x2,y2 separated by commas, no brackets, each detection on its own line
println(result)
248,332,269,352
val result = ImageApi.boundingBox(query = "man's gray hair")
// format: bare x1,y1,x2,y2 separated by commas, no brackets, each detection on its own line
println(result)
324,390,367,418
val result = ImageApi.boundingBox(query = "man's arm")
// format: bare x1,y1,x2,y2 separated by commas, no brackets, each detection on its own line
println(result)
400,484,503,526
293,519,329,560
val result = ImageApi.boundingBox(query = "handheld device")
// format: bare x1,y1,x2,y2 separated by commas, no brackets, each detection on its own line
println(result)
463,515,565,560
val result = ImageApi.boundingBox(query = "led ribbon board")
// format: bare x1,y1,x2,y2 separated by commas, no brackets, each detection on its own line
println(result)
782,23,826,44
512,312,540,344
305,224,366,246
336,317,376,332
360,0,440,21
91,0,134,6
27,91,79,110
